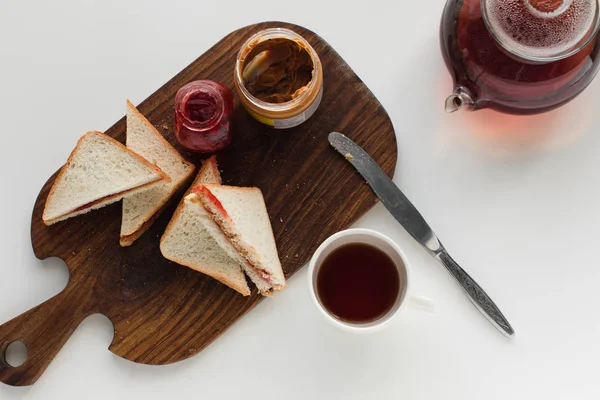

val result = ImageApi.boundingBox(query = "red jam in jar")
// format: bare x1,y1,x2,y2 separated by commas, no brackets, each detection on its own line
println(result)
174,80,234,153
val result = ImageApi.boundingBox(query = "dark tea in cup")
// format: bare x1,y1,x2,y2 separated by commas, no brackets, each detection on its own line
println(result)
316,243,403,324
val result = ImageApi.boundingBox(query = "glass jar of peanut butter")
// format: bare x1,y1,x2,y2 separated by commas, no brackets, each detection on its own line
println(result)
234,28,324,129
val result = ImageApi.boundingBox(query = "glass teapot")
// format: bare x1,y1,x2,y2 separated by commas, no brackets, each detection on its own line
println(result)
440,0,600,114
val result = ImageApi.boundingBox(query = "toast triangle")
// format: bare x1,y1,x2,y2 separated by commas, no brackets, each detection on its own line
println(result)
160,158,251,296
120,100,195,246
42,131,169,226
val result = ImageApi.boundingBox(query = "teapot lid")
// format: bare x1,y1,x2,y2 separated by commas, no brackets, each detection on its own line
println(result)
482,0,600,62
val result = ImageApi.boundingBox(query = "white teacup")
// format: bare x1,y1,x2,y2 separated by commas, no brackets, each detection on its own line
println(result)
308,228,429,333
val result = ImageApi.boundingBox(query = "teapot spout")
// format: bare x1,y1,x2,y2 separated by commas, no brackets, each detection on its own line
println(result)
445,88,475,113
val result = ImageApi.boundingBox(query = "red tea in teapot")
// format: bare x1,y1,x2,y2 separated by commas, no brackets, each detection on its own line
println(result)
441,0,600,114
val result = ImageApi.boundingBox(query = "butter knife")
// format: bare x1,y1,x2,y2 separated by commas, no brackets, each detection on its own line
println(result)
328,132,514,337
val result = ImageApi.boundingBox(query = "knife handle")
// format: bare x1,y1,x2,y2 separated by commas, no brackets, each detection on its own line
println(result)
436,251,514,337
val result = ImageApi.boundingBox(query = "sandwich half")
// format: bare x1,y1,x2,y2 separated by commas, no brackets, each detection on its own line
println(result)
187,155,222,188
191,184,286,295
42,131,169,226
120,100,195,246
160,157,251,296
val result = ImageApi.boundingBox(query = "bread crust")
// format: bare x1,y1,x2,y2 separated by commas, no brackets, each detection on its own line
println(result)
42,131,169,226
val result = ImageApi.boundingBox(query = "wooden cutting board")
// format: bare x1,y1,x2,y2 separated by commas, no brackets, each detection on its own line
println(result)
0,21,397,386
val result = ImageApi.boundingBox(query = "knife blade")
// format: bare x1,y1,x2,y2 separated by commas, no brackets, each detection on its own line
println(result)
328,132,514,338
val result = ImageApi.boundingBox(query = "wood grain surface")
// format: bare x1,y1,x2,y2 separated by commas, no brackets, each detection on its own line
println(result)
0,21,397,386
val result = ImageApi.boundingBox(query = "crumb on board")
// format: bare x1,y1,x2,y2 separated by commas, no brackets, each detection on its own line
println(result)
345,153,354,161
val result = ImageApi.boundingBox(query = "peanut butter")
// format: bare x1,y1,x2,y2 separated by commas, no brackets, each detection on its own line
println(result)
241,38,314,103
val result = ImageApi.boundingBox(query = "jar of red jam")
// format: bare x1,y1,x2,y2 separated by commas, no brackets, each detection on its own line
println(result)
174,80,234,153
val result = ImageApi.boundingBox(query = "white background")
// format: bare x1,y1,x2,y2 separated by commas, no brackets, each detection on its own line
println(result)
1,0,599,398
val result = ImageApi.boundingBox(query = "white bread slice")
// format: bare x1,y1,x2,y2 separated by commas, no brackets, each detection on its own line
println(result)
192,184,286,293
120,100,195,246
160,158,250,296
42,131,169,226
189,155,222,188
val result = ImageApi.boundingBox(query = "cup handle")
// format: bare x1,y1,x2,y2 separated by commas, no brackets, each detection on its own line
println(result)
406,295,436,313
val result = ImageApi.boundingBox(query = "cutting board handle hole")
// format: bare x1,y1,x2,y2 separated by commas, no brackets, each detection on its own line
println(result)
3,340,28,367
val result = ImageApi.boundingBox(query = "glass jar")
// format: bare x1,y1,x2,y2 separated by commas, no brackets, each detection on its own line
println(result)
234,28,324,129
174,80,234,153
